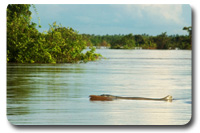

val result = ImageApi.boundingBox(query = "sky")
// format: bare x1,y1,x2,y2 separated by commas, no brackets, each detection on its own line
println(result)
30,4,191,36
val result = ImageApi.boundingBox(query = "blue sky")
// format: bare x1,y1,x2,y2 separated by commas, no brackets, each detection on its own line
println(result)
30,4,191,36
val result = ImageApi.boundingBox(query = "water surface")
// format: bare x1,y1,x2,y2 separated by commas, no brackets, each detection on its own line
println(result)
7,49,192,125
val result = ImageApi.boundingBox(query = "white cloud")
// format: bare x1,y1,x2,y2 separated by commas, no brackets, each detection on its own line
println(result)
76,16,93,23
120,4,184,25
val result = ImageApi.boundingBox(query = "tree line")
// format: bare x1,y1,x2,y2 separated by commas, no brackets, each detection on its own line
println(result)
7,4,192,64
82,29,192,50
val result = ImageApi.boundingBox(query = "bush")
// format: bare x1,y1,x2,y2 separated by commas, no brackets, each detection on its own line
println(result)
7,4,102,63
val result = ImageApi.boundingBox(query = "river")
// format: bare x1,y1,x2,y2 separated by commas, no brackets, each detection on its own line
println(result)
7,49,192,125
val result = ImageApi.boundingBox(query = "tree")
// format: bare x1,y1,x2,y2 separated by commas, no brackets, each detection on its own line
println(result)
7,4,39,62
134,35,145,47
183,26,192,48
154,32,170,49
183,26,192,37
7,4,102,63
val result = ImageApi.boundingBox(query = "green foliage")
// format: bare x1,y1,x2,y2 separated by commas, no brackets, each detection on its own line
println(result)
153,32,170,49
7,4,102,63
121,34,136,49
7,4,38,63
7,4,191,63
109,33,136,49
183,26,192,48
83,30,191,50
82,34,124,48
183,26,192,37
82,47,102,63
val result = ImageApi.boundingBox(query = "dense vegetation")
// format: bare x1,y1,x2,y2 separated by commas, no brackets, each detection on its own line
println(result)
82,30,192,50
7,4,192,63
7,4,102,63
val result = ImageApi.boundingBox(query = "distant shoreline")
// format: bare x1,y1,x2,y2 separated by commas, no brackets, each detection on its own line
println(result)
90,46,192,50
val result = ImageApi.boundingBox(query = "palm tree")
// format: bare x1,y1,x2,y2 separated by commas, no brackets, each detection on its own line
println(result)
183,26,192,37
183,26,192,46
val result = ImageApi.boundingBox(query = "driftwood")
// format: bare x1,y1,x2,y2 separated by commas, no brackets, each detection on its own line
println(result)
89,94,173,102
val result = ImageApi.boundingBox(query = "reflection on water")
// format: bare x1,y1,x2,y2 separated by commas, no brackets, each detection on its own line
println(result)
7,50,191,125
